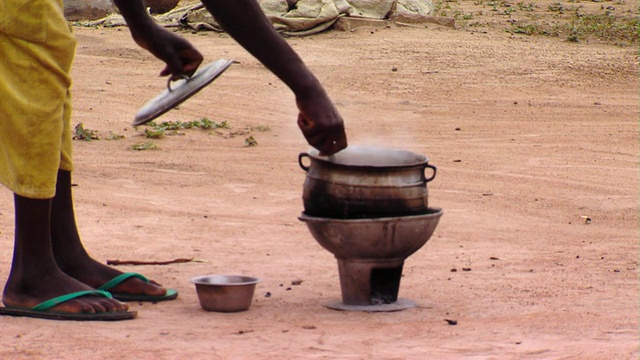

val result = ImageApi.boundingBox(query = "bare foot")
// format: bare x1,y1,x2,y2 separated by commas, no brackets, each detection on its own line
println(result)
49,170,169,299
7,192,129,315
57,257,168,298
3,270,128,314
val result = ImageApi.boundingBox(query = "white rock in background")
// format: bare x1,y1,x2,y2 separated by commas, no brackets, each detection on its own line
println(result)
345,0,394,19
64,0,115,21
391,0,435,23
64,0,181,20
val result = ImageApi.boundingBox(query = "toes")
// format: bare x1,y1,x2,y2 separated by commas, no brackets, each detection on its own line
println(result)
88,300,107,314
79,301,96,314
92,297,129,313
121,278,167,296
102,298,129,312
145,278,170,296
55,299,96,314
145,282,168,296
53,296,128,314
97,298,117,312
116,300,129,312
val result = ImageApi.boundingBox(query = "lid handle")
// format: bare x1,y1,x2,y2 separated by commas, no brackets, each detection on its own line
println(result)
166,74,191,92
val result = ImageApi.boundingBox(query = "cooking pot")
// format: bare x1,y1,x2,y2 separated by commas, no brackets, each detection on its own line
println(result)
298,146,436,219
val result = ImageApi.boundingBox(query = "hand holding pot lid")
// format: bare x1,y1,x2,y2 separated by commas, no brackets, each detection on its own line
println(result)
134,59,233,126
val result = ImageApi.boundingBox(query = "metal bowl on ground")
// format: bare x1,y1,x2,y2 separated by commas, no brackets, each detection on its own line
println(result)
298,146,437,219
191,275,261,312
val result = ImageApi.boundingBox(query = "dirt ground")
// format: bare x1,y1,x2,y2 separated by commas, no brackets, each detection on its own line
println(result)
0,11,638,360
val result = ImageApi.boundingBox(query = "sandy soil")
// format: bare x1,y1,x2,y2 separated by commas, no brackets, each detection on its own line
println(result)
0,16,638,360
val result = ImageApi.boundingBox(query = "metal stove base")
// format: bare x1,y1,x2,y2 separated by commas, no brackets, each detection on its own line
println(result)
324,298,416,312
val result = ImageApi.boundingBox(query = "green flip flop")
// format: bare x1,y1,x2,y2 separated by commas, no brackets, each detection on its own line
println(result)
98,272,178,302
0,290,137,321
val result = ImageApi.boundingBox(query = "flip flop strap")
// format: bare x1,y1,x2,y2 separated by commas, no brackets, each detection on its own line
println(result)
32,290,113,312
97,272,149,291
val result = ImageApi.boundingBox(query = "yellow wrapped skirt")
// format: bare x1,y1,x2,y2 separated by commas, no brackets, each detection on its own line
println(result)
0,0,76,198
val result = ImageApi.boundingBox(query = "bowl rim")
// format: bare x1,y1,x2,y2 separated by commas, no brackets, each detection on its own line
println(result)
190,274,262,286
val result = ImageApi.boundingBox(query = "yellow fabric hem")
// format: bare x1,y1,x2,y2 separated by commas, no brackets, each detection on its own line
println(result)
0,0,76,199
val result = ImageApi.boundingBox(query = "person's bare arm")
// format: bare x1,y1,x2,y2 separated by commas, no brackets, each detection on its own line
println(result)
201,0,316,95
201,0,347,155
111,0,203,78
113,0,346,154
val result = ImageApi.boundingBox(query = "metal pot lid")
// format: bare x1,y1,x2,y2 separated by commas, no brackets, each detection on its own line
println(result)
133,59,233,126
308,145,428,168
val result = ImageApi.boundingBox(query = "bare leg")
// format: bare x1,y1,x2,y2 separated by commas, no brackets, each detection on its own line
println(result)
2,194,127,314
50,170,166,297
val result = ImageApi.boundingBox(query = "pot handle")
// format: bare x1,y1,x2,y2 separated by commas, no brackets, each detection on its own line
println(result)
298,153,311,172
424,164,437,182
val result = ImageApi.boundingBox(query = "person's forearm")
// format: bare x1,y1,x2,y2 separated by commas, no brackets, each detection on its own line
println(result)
111,0,158,44
111,0,204,79
200,0,322,96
